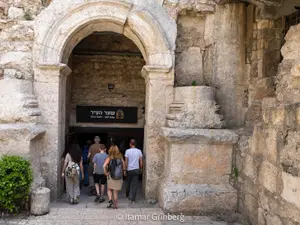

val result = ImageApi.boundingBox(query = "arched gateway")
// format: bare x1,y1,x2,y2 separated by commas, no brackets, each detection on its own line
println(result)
33,0,176,199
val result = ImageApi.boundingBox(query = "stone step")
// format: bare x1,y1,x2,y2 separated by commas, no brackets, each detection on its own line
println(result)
24,95,39,108
169,102,184,109
28,108,42,116
166,113,176,120
169,102,184,114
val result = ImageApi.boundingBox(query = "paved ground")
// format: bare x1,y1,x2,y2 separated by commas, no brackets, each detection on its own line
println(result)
0,207,244,225
0,184,246,225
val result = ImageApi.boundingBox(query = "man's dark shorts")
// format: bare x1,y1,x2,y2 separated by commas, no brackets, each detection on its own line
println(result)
93,174,107,185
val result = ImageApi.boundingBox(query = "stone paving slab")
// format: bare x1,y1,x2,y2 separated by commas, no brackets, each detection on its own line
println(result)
0,207,245,225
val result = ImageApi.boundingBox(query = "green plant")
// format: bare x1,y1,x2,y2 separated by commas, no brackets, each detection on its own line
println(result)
233,167,239,178
24,10,33,20
0,155,33,213
191,80,198,86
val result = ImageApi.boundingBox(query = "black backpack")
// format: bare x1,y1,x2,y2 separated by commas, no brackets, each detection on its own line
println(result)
109,158,123,180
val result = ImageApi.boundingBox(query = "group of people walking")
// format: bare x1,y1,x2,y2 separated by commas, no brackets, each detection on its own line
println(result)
61,136,143,209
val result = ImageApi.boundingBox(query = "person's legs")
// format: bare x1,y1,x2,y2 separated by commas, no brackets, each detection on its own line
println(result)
65,177,74,203
73,177,80,204
126,171,133,199
98,175,106,203
107,188,113,208
131,170,140,203
88,163,95,195
83,164,89,186
94,174,101,202
113,190,118,209
95,183,100,195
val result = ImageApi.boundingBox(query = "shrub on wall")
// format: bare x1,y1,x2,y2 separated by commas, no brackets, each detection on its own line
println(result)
0,155,33,213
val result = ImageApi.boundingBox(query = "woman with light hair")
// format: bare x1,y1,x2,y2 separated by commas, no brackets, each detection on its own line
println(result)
103,145,126,209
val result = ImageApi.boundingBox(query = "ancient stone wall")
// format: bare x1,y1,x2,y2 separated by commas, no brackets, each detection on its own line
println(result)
174,3,248,128
235,23,300,225
68,55,146,128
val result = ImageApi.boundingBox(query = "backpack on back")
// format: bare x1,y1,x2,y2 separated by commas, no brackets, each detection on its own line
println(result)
109,158,122,180
65,161,79,179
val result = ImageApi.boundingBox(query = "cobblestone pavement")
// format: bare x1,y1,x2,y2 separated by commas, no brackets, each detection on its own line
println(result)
0,207,244,225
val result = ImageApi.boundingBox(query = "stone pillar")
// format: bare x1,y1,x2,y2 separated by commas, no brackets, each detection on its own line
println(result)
30,187,50,216
142,65,174,199
34,64,71,199
159,86,238,216
213,3,246,127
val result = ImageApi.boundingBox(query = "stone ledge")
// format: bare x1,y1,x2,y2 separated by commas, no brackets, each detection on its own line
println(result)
0,123,46,141
161,127,238,144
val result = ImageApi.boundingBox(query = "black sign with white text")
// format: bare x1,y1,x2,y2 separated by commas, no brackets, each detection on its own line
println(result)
76,106,138,123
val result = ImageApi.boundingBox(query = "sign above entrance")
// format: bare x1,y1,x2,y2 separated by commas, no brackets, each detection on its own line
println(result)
76,106,138,123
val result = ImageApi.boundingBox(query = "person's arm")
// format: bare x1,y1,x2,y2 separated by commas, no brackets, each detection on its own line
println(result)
122,159,127,176
125,157,128,171
124,150,128,170
139,151,143,172
139,156,143,171
103,157,110,176
80,157,84,180
93,155,96,174
94,162,97,174
61,155,69,177
87,146,92,159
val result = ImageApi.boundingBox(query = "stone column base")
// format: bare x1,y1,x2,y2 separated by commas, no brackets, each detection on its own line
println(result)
158,181,237,215
159,127,239,215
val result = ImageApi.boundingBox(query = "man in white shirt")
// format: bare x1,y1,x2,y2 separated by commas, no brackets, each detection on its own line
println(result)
124,139,143,204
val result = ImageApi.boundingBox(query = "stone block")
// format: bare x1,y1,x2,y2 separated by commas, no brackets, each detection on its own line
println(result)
8,7,25,20
175,47,203,86
280,131,300,176
257,20,270,29
265,128,278,164
270,107,285,126
287,77,300,89
295,107,300,125
281,172,300,208
204,14,215,46
0,1,8,15
159,181,237,215
169,143,232,185
258,161,278,193
30,187,50,215
266,214,283,225
244,155,257,180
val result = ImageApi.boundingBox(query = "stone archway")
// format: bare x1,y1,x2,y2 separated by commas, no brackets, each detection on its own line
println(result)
33,0,176,199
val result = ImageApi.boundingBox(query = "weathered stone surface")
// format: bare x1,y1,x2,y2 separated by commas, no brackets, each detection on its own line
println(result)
30,187,50,215
280,131,300,177
281,172,300,209
159,181,237,215
8,7,24,19
258,161,278,193
167,86,224,128
213,3,246,127
175,47,203,85
175,15,205,86
161,127,238,144
160,127,237,215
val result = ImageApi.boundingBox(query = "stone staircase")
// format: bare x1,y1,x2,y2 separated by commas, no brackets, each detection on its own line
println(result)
23,94,42,117
166,102,184,128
